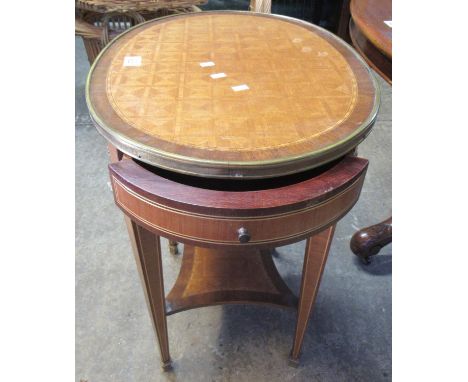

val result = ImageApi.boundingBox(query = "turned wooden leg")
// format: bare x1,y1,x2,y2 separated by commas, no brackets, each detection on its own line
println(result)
125,218,172,371
168,240,178,255
289,225,336,367
350,217,392,264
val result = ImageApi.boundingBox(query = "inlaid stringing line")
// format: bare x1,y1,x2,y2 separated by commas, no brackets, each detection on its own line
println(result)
113,177,357,245
111,174,363,221
104,15,362,152
322,52,359,131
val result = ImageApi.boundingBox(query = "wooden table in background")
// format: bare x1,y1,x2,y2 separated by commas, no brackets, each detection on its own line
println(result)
349,0,392,263
87,11,379,369
349,0,391,83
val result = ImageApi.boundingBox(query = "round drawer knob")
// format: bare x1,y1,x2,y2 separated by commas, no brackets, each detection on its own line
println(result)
237,227,251,243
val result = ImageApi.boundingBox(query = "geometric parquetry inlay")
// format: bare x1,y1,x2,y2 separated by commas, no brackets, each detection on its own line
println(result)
106,14,358,151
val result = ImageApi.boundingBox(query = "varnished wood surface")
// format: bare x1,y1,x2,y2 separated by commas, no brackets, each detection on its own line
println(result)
129,221,172,370
349,19,391,83
107,151,370,367
166,245,298,315
349,0,392,83
289,225,335,366
109,155,368,215
88,11,379,178
109,156,368,248
109,143,180,255
350,217,392,263
350,0,392,58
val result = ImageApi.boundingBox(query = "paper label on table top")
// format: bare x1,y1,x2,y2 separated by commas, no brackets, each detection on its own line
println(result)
232,84,249,92
123,56,142,67
384,20,392,28
200,61,215,67
210,73,227,79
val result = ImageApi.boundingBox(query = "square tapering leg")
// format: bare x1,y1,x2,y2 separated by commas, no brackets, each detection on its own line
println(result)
289,225,336,367
125,218,172,371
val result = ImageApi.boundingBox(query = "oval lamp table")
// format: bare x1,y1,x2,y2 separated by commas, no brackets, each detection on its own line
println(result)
86,11,379,369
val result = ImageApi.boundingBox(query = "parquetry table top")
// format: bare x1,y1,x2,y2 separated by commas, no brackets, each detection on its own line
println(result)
87,11,379,178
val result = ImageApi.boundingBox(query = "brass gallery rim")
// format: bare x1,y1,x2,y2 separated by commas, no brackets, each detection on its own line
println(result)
87,11,380,178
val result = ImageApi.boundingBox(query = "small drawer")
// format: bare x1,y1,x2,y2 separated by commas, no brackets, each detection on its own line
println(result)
109,156,368,248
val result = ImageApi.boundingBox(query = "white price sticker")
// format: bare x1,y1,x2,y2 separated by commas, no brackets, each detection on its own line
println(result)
232,84,249,92
123,56,142,67
199,61,215,67
210,73,227,79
